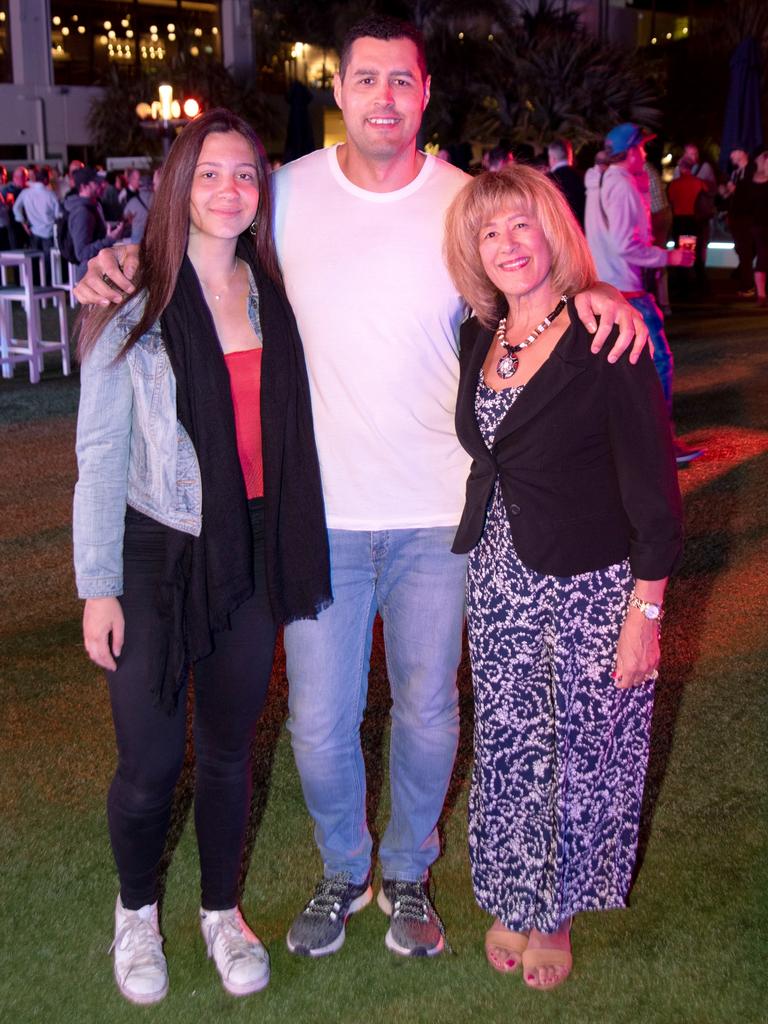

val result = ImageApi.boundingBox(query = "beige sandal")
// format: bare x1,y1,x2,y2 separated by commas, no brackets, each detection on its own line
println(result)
521,945,573,990
484,925,529,974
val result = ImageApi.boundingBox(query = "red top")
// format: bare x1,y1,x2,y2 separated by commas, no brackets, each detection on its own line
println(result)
667,175,706,217
224,348,264,499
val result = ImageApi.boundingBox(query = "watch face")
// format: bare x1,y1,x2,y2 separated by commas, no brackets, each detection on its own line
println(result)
645,605,660,620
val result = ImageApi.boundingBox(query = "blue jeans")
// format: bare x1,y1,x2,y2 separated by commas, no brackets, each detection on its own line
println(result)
284,527,467,885
628,293,674,419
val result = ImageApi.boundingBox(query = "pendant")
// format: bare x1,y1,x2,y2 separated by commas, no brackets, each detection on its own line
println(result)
497,352,519,378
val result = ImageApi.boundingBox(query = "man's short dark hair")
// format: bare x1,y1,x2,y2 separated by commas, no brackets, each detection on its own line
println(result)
339,16,427,83
548,139,573,164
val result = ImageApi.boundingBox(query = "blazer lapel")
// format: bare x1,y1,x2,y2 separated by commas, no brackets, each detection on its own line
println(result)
492,317,590,446
457,319,496,459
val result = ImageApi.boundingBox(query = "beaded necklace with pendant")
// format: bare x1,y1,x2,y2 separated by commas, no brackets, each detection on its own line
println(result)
496,294,568,379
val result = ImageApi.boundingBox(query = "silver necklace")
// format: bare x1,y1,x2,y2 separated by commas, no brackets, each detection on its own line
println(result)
496,295,568,378
201,259,239,302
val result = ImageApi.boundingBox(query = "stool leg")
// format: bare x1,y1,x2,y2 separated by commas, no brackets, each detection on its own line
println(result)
0,300,12,379
27,297,42,384
57,295,71,375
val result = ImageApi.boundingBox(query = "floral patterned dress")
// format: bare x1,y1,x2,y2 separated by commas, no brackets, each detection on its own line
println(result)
466,371,654,934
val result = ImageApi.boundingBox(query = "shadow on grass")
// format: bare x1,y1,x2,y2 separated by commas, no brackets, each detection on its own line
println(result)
634,452,768,881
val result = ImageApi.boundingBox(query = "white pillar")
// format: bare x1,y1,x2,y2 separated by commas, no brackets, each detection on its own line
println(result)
220,0,254,85
9,0,52,87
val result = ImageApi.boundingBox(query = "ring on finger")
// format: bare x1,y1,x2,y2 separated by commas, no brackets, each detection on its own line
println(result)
101,272,112,285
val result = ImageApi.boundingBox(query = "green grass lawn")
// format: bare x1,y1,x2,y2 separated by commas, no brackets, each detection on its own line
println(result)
1,294,767,1023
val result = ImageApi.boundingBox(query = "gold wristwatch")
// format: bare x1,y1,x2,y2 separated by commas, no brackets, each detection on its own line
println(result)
627,590,664,621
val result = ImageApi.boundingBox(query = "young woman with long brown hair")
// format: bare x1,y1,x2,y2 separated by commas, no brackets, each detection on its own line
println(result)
73,109,331,1004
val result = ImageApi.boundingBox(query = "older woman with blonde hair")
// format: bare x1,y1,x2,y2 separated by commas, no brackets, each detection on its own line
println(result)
445,166,682,988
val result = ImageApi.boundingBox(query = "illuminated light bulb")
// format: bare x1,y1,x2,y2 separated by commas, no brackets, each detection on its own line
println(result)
126,29,133,38
666,32,672,39
204,46,212,54
171,100,181,118
151,33,158,42
104,21,111,30
683,27,689,34
121,19,129,28
99,35,108,45
149,24,157,33
72,14,78,21
488,34,494,41
53,15,61,26
167,23,175,32
157,47,164,58
651,36,657,44
194,27,202,37
108,30,116,39
168,33,176,41
190,46,199,57
78,26,85,34
62,26,70,36
183,97,200,118
212,26,218,35
458,31,464,39
158,83,173,120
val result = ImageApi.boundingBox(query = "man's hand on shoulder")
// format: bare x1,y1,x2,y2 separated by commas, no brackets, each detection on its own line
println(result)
73,244,140,306
573,283,651,364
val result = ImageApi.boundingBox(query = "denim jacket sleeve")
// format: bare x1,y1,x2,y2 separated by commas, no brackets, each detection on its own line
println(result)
72,313,135,599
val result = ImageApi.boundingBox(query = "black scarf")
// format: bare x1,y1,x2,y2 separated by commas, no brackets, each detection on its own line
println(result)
155,246,332,712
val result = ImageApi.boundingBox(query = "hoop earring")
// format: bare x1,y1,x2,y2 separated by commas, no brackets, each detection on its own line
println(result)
249,220,258,235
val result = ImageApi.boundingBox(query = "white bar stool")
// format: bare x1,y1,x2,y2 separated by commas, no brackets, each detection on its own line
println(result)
50,246,78,309
0,271,71,384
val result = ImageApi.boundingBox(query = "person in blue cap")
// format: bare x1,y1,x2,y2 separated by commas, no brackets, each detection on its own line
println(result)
585,123,704,464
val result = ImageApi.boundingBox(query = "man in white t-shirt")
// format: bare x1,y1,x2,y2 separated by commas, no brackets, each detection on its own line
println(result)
74,15,648,963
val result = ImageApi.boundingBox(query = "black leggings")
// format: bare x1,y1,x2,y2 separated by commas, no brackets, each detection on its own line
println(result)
106,501,277,911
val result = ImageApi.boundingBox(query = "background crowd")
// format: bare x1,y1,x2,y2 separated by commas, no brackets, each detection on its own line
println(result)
0,159,162,284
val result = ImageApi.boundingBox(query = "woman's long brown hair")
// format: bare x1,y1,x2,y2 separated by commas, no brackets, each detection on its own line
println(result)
76,108,281,360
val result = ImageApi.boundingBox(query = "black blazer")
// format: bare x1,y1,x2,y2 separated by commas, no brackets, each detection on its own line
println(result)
452,302,683,579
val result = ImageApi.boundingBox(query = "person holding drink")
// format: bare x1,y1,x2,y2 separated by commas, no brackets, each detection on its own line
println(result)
585,123,702,464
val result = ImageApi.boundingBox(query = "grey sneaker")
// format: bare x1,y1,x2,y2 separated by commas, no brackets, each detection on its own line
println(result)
377,879,446,957
286,874,372,957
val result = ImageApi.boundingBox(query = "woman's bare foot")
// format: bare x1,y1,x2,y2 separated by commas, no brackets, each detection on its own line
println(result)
484,918,529,973
521,919,572,989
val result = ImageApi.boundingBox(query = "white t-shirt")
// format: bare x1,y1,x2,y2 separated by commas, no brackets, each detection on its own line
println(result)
272,146,471,530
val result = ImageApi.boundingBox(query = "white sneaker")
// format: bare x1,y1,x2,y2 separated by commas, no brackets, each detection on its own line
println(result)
111,896,169,1005
200,907,270,996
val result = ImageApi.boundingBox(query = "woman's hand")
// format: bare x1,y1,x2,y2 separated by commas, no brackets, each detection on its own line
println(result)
73,244,140,306
573,284,650,364
613,608,660,689
83,597,125,671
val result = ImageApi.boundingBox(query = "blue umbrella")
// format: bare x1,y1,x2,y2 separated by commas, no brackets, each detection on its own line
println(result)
720,36,763,167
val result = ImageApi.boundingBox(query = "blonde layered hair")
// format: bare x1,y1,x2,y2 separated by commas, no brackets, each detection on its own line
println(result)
444,165,596,328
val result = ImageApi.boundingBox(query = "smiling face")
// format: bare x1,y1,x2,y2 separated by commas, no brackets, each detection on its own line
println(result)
478,207,554,306
333,36,430,163
188,131,260,243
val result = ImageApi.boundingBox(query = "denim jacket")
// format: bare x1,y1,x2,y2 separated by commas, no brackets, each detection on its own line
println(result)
73,277,262,599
